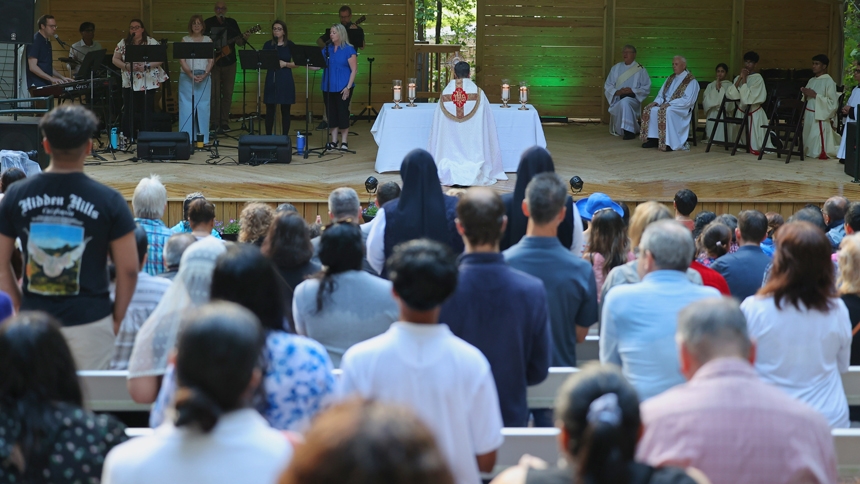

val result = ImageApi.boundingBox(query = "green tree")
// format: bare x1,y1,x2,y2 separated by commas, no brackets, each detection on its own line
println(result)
845,1,860,85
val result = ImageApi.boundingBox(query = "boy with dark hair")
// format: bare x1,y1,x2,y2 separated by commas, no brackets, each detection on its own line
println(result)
341,238,503,484
0,105,138,370
711,210,771,301
674,188,697,231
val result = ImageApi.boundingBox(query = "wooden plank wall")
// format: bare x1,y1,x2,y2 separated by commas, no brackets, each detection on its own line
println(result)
475,0,606,118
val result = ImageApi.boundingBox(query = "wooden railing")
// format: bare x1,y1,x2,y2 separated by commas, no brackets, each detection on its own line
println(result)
413,43,462,100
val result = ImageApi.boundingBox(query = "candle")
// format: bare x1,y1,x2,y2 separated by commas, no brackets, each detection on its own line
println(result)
519,86,528,103
408,83,416,99
393,86,401,101
502,84,510,101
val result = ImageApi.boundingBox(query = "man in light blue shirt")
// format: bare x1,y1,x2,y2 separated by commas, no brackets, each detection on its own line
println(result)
600,220,720,401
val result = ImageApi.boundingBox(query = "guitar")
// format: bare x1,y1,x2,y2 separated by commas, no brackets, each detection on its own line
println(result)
213,24,262,63
159,38,178,115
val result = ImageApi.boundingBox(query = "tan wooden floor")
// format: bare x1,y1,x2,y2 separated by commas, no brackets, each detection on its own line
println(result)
84,119,860,204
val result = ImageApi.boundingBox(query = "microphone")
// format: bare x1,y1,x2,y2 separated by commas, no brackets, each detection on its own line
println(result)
53,34,68,47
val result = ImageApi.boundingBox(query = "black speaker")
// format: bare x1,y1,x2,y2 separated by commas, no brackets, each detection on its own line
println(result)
137,131,190,160
0,117,49,168
238,135,291,165
0,0,34,44
846,122,859,179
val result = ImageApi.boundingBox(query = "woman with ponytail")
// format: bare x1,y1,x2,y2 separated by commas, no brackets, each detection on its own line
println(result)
292,222,398,367
102,302,293,483
491,364,706,484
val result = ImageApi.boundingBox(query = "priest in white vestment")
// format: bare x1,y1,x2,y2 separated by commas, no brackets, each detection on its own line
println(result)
604,44,651,139
837,66,860,162
640,56,699,152
725,51,772,155
702,63,735,142
428,61,506,186
801,54,841,160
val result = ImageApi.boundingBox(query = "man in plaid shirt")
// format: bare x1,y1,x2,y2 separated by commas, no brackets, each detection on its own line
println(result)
133,175,173,275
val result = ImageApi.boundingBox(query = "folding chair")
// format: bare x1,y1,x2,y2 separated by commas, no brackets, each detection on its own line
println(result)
758,97,807,164
706,94,750,155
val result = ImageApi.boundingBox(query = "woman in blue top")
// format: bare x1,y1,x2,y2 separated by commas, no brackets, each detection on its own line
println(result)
321,23,357,151
263,20,296,136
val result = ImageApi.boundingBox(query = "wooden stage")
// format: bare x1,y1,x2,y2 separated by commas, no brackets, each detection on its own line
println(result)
83,120,860,226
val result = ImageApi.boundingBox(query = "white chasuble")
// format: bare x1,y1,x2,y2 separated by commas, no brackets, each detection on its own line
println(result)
604,61,651,135
726,73,772,155
428,78,506,186
640,70,699,151
838,87,860,160
802,74,841,159
702,80,735,142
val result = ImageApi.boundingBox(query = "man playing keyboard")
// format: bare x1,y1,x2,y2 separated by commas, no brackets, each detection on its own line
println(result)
28,15,74,87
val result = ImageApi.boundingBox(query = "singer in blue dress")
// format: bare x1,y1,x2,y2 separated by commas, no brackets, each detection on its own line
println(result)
263,20,296,136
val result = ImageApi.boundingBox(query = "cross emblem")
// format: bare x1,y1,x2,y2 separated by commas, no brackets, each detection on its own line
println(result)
441,79,479,118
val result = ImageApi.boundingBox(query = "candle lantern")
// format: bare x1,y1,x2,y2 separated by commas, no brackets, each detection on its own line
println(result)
518,81,529,111
501,79,511,108
392,80,402,109
407,78,417,107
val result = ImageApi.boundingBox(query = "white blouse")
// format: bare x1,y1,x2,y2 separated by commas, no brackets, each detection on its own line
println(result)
114,37,168,91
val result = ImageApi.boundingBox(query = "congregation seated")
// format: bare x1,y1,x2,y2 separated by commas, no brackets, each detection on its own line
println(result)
709,210,770,301
158,233,197,280
0,312,128,481
238,202,274,246
261,212,320,296
428,61,506,187
694,221,730,267
310,187,377,275
714,213,740,252
170,192,222,239
741,221,852,428
691,210,716,239
637,297,838,483
499,146,584,255
340,239,504,484
186,198,219,240
725,51,771,155
640,56,699,152
109,225,172,370
581,205,634,303
278,399,455,484
102,302,294,482
132,175,172,276
760,212,783,257
788,205,827,233
601,220,720,400
360,180,400,237
701,63,735,142
823,196,848,249
439,187,552,427
604,44,651,140
293,222,398,367
366,149,464,275
490,364,705,484
673,189,697,231
800,54,841,160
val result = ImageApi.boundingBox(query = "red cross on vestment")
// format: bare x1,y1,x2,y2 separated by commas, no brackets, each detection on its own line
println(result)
440,79,479,118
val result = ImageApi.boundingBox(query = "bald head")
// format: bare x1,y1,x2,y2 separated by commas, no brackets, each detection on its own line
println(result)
823,196,849,225
677,297,752,378
456,187,506,249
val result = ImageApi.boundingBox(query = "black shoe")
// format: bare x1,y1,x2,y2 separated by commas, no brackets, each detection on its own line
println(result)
340,143,349,151
769,132,783,151
641,139,658,149
840,158,846,165
665,146,673,152
221,124,232,133
317,121,328,130
623,130,636,140
325,142,338,150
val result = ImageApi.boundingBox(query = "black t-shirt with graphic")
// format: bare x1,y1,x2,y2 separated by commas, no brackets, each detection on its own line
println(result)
0,172,136,326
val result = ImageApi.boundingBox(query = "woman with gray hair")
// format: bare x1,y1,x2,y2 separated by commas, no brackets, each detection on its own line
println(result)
133,174,172,275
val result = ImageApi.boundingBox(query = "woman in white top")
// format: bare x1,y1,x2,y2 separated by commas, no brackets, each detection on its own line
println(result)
112,19,168,141
740,221,852,428
102,302,293,483
178,15,214,145
702,63,735,142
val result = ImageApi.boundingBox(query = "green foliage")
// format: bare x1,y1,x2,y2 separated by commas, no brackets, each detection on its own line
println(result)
845,1,860,85
415,0,476,49
415,0,437,41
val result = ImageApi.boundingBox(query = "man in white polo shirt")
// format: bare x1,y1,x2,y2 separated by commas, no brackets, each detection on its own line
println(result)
340,238,504,484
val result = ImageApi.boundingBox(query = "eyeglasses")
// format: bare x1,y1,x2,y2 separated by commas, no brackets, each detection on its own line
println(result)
272,27,284,31
129,25,142,31
46,24,58,29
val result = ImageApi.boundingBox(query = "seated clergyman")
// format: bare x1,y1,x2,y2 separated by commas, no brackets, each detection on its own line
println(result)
640,56,699,152
604,44,651,140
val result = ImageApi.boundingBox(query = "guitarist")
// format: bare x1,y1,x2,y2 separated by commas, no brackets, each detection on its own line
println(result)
204,1,249,134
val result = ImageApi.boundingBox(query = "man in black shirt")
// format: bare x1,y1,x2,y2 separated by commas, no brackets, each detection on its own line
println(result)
0,106,138,370
205,1,248,133
316,6,365,50
27,15,74,87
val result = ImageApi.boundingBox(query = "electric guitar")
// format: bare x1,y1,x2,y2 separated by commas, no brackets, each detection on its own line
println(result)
213,24,262,63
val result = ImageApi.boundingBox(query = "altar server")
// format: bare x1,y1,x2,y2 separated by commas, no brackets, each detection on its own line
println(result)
702,63,735,142
725,51,771,155
605,44,651,139
640,56,699,152
801,54,841,160
838,66,860,163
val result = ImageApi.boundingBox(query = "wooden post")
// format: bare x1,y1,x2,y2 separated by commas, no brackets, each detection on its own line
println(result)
601,0,615,124
406,0,416,85
475,0,485,85
830,1,845,82
730,0,744,76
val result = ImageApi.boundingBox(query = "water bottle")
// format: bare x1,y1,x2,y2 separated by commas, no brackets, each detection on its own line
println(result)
296,131,306,155
118,132,125,151
196,133,205,150
110,128,118,149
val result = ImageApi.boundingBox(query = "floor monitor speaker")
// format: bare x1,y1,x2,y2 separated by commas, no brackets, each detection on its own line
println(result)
238,135,291,165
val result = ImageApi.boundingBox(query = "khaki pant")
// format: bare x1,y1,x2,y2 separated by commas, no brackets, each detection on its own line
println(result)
210,62,237,127
60,314,115,370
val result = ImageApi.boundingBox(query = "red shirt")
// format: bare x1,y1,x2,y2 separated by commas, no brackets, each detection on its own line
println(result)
689,261,730,295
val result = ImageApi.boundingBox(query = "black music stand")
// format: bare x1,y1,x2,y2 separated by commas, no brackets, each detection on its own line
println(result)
75,49,106,81
173,42,214,151
238,49,279,135
292,44,328,159
125,44,167,140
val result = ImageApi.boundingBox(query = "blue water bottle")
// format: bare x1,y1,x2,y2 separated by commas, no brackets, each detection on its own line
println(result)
110,127,118,149
296,131,306,155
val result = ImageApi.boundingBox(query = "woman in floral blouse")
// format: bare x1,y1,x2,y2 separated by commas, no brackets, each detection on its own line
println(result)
0,312,128,482
111,18,167,141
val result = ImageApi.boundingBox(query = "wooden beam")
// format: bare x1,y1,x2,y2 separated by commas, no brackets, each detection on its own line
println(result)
405,0,415,83
730,0,744,75
601,0,615,124
475,0,484,83
830,1,845,82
